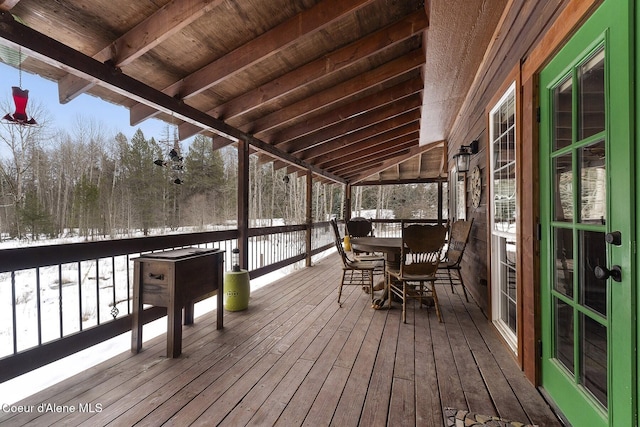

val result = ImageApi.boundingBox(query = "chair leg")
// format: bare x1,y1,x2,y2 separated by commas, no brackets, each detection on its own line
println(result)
447,268,455,294
401,281,407,323
455,268,469,302
338,270,346,307
430,279,442,323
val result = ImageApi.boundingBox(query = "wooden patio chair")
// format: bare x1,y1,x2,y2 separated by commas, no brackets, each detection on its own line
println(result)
438,218,474,302
386,222,447,323
347,217,384,258
330,219,384,306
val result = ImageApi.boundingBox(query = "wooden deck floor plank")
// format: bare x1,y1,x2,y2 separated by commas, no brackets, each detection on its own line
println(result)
443,286,530,423
414,298,443,426
0,253,562,427
430,319,467,411
388,377,416,427
153,264,342,425
359,306,402,427
329,306,389,426
437,285,499,417
244,358,316,427
463,293,563,426
97,273,331,426
299,365,351,427
144,303,320,426
192,282,347,426
275,292,372,425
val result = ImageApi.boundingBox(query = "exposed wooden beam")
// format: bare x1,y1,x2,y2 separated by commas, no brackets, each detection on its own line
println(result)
248,50,424,138
300,110,421,161
177,8,428,141
130,0,376,125
310,122,419,166
318,133,419,171
331,140,417,176
280,94,422,155
273,77,423,146
326,142,418,177
348,142,444,183
0,12,345,184
58,0,225,104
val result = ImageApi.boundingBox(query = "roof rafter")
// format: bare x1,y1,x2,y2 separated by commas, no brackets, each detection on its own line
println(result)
177,8,428,141
130,0,376,126
0,11,345,184
58,0,226,104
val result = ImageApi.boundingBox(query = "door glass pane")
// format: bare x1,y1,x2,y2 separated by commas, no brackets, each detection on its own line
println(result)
581,314,607,407
554,76,573,150
555,297,574,374
499,237,517,333
554,153,573,221
579,140,606,224
554,228,573,297
579,230,607,317
579,49,605,139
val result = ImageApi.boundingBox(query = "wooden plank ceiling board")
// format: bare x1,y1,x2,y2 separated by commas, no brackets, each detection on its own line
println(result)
0,0,507,184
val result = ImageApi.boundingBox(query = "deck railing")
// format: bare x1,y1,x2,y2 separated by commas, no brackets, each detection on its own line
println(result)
0,222,337,382
0,218,435,382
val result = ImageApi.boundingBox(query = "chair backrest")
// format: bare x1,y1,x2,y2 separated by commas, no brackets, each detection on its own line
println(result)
445,218,474,265
401,223,447,277
346,217,373,237
330,219,351,266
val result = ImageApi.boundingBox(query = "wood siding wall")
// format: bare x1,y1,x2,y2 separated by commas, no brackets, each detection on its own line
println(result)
447,0,602,383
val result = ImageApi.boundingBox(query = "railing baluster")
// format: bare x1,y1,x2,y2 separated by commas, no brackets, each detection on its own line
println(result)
11,271,17,354
36,268,42,346
77,262,82,332
95,259,100,324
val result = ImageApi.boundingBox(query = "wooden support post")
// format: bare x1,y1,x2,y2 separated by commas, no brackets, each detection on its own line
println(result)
238,138,250,270
306,170,312,267
345,184,352,221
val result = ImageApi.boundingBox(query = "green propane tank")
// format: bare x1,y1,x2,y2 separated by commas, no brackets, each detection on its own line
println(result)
224,270,250,311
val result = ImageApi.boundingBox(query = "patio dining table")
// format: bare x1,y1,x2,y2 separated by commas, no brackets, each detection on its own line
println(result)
350,237,402,307
350,236,402,268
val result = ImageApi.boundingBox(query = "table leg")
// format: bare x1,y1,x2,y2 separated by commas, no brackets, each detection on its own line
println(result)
167,304,182,358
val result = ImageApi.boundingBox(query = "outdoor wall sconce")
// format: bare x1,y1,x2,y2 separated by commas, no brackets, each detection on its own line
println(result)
454,139,479,173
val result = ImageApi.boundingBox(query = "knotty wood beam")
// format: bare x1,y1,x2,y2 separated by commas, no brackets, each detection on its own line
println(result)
300,110,421,161
318,133,419,171
177,9,428,141
58,0,225,104
347,142,444,183
331,140,417,176
0,12,345,184
279,94,422,155
130,0,376,125
310,122,419,166
273,77,423,146
248,50,424,139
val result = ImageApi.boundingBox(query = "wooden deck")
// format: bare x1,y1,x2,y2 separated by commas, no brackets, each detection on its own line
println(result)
0,253,561,426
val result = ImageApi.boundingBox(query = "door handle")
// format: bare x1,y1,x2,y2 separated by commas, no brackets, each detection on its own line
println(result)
605,231,622,246
594,265,622,282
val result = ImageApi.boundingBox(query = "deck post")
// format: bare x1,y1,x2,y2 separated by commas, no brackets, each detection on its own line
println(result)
238,137,250,270
306,170,312,267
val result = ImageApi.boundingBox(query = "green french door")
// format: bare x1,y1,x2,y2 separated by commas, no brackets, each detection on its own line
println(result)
539,0,635,426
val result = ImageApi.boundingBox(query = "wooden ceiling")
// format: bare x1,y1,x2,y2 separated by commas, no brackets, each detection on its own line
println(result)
0,0,506,185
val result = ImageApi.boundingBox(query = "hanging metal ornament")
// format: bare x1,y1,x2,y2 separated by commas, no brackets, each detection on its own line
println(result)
3,47,37,125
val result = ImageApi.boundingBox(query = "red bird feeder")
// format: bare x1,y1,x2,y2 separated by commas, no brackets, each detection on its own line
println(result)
3,86,37,125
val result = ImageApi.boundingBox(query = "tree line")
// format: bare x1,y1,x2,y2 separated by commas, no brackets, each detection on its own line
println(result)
0,100,444,242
